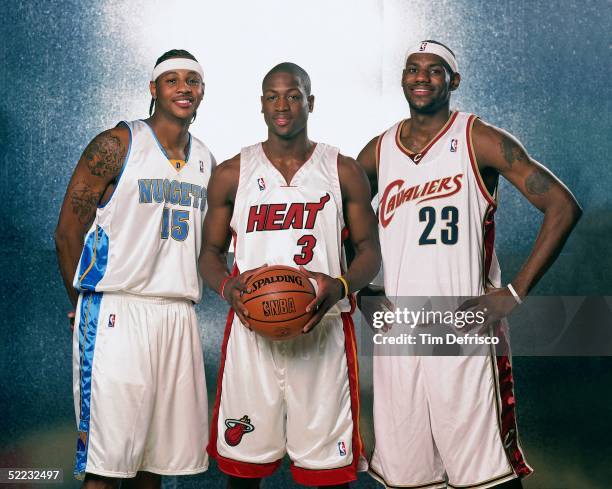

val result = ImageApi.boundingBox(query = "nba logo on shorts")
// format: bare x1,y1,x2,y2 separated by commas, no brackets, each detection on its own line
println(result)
420,41,428,51
337,441,347,456
257,177,266,191
450,139,458,152
108,314,116,328
200,160,204,173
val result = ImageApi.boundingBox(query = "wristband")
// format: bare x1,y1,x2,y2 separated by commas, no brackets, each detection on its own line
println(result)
507,283,522,305
219,277,231,300
337,276,349,299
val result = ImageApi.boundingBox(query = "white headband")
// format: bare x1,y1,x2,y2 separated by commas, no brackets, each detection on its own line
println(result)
405,41,458,73
151,58,205,82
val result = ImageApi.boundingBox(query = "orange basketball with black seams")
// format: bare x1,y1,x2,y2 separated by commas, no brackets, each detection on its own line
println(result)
243,265,315,340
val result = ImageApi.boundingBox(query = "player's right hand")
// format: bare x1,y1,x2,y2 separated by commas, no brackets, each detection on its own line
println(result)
222,264,268,328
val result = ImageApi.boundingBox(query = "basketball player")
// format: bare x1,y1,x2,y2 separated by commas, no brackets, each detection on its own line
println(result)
357,41,581,488
199,62,381,488
55,50,214,488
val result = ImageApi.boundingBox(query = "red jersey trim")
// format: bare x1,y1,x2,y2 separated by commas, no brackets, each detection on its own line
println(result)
290,313,362,486
490,342,534,479
466,115,497,206
207,308,235,461
375,133,383,178
291,462,357,486
216,452,281,479
481,204,497,290
395,111,459,164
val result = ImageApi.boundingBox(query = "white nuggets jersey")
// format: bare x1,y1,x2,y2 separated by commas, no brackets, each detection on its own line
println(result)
377,111,500,297
231,142,350,312
73,120,214,302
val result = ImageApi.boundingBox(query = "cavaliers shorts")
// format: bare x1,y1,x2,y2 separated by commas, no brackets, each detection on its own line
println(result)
369,335,532,489
72,291,208,479
208,311,366,486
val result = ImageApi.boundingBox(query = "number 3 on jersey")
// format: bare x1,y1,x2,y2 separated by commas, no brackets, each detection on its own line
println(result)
161,208,190,241
294,235,317,265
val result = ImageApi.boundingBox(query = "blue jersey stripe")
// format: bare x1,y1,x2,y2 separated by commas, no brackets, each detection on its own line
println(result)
77,226,110,291
74,291,103,478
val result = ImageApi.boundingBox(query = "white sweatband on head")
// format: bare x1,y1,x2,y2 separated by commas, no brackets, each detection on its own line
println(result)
405,41,459,73
151,58,205,82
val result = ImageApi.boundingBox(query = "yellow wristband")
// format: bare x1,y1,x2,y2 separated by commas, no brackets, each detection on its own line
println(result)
337,276,349,299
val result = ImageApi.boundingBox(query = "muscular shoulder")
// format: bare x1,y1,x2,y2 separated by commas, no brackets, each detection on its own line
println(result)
356,135,381,176
209,153,241,203
472,118,529,172
338,154,365,179
81,126,130,179
337,153,372,201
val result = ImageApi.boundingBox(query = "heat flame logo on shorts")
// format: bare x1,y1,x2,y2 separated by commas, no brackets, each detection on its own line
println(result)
224,415,255,446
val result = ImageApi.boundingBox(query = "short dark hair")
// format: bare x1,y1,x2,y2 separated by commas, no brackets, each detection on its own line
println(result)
150,49,199,117
262,62,311,96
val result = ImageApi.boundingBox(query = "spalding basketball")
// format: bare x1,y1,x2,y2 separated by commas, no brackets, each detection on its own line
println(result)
242,265,316,340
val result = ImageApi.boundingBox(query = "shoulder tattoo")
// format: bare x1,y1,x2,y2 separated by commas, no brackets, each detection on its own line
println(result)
525,167,554,195
499,136,528,169
83,132,126,178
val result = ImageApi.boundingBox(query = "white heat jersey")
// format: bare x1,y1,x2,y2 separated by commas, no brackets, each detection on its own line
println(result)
377,111,500,297
230,142,350,312
73,119,214,302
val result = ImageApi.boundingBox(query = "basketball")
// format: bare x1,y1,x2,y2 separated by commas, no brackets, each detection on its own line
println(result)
242,265,316,340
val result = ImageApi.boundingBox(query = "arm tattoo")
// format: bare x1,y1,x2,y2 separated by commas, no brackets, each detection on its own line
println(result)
500,137,527,169
70,183,102,225
83,132,126,178
525,167,554,195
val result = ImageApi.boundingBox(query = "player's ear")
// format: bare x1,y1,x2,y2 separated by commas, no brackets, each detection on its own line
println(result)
307,95,315,113
149,81,157,99
260,95,264,113
449,72,461,91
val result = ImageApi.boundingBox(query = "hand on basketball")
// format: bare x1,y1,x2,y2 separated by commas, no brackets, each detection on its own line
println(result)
299,266,345,333
222,264,268,328
457,286,519,335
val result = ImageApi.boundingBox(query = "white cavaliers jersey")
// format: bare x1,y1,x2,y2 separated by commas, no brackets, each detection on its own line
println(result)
231,142,350,312
377,111,500,297
73,119,215,302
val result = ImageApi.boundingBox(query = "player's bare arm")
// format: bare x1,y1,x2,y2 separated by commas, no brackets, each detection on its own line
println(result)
356,135,380,197
460,119,582,325
55,127,129,308
198,156,265,326
301,154,381,332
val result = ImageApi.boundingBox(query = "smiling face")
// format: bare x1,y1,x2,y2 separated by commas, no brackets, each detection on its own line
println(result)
261,71,314,139
402,53,460,114
150,68,204,121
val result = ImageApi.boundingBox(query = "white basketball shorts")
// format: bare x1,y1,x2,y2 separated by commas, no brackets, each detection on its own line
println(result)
72,291,208,479
369,337,532,489
208,311,366,486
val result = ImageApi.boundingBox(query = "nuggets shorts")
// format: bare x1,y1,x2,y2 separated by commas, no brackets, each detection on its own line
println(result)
72,291,208,479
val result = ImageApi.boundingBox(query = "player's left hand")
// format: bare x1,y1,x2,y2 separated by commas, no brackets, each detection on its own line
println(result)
67,310,76,332
299,266,345,334
457,286,519,335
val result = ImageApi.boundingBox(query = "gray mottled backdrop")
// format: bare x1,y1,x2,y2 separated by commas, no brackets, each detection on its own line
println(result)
1,0,611,488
